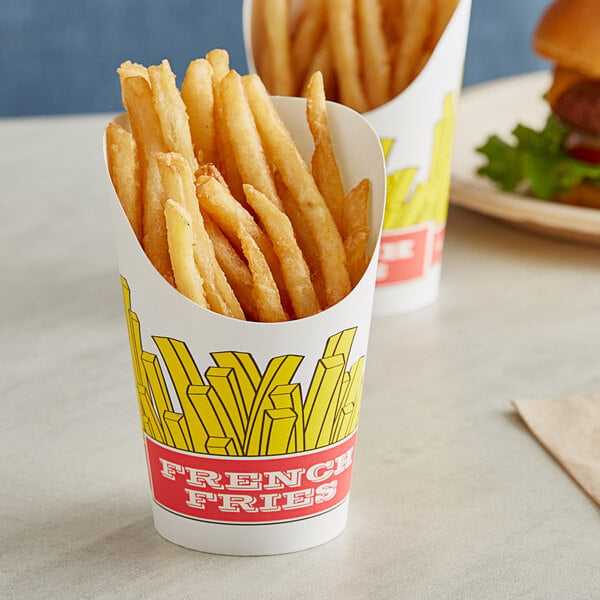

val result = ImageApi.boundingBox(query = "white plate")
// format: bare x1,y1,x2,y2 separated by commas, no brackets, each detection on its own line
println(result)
450,71,600,245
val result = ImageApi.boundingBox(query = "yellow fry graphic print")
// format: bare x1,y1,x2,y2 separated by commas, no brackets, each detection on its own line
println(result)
121,277,366,457
382,92,456,229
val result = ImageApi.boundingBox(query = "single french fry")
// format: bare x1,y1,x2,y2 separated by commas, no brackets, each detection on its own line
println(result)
181,58,217,166
356,0,392,109
342,178,371,286
206,51,245,202
197,162,230,191
237,225,288,323
121,75,165,158
106,121,143,242
195,175,285,293
206,49,230,82
326,0,369,113
274,172,328,310
273,171,321,278
244,184,320,319
261,0,295,96
291,0,326,95
343,178,370,240
219,70,284,211
306,71,346,234
300,35,337,100
121,76,172,282
117,61,149,108
157,152,245,320
148,59,198,172
203,216,259,321
392,0,435,96
243,74,351,307
164,199,209,308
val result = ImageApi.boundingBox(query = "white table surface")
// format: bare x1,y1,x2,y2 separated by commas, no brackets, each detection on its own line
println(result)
1,113,599,599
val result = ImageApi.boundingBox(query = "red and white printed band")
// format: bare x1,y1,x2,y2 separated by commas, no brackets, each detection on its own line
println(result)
376,222,445,286
145,431,357,525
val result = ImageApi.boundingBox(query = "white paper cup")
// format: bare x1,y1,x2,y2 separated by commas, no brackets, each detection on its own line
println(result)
105,97,385,555
243,0,472,315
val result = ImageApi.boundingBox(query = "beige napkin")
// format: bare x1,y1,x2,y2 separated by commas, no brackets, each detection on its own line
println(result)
513,394,600,506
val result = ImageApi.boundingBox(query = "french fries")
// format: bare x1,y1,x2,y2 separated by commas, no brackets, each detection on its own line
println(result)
253,0,459,111
107,50,372,322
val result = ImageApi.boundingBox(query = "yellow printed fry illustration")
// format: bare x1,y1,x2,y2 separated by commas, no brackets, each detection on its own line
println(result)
382,92,456,229
121,276,366,457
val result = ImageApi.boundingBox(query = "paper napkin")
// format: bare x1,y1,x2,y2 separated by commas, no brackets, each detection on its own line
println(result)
513,394,600,507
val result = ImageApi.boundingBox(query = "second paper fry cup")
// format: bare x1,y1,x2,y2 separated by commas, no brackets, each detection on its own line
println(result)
105,97,385,555
244,0,472,314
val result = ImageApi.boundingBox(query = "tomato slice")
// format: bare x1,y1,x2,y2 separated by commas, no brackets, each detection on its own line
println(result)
567,145,600,164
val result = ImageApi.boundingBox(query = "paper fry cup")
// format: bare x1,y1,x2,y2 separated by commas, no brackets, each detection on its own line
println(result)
244,0,472,315
105,97,385,555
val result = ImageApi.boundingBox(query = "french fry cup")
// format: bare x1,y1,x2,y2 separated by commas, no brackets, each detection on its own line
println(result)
244,0,472,314
104,96,385,555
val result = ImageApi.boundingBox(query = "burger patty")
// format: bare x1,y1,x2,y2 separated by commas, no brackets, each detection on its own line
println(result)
554,80,600,137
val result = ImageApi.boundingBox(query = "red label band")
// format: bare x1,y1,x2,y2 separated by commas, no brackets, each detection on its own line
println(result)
376,222,446,286
145,432,357,524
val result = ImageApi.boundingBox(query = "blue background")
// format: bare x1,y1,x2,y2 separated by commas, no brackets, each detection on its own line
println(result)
0,0,553,118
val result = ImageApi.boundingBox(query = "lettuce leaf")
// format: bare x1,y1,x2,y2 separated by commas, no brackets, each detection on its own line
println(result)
476,115,600,200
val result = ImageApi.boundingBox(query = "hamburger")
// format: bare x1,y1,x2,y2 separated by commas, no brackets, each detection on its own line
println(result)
477,0,600,208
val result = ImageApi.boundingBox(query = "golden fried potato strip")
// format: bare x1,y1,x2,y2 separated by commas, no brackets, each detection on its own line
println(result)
356,0,391,110
260,0,295,96
342,178,371,286
391,0,435,95
219,69,284,211
121,75,172,283
158,152,244,320
203,216,259,321
181,58,217,165
243,74,351,307
306,71,346,234
326,0,369,113
291,0,327,95
244,184,320,319
148,60,197,172
164,199,209,308
206,50,245,202
238,225,288,323
106,121,143,242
